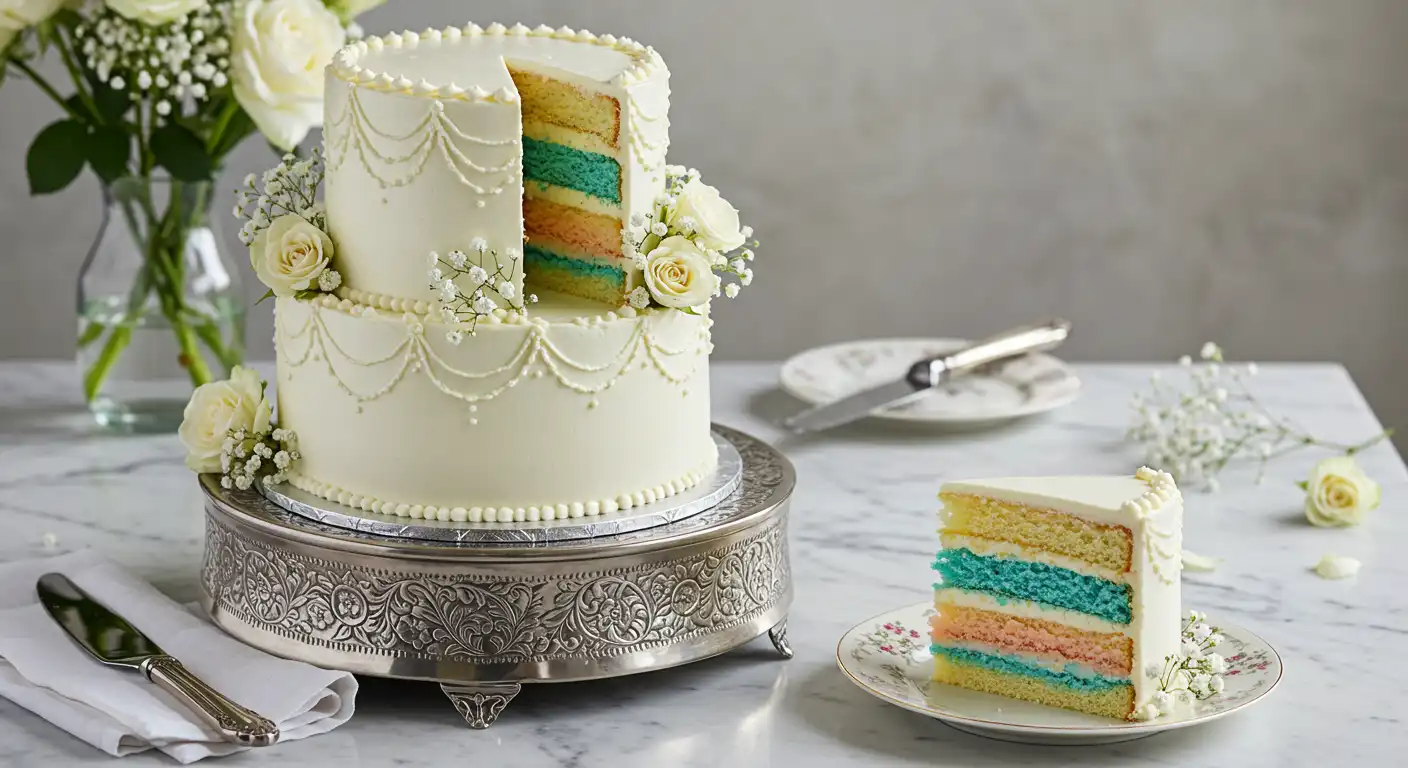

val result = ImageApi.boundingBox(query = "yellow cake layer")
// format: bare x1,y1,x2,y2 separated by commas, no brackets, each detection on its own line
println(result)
525,181,624,218
940,492,1133,573
932,655,1135,720
510,69,620,147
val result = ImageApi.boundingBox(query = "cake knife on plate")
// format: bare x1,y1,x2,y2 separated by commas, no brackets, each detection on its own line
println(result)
781,318,1072,434
36,573,280,747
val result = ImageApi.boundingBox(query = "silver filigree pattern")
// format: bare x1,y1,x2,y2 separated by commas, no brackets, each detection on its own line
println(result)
202,518,788,662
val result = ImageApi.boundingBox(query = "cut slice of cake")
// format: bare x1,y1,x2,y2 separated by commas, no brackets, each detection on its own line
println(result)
929,468,1182,720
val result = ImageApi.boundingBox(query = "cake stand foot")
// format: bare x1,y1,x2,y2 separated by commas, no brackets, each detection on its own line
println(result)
441,681,521,729
768,618,793,660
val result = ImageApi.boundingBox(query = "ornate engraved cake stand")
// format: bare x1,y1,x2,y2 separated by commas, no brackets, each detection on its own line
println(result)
198,425,794,729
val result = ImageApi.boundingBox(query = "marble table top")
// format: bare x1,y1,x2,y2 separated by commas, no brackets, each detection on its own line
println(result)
0,360,1402,767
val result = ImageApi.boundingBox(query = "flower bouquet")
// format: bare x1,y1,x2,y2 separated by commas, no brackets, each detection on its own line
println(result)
0,0,380,428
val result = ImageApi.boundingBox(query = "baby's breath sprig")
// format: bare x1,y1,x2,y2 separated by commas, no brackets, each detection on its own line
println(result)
428,239,537,342
1128,342,1392,491
219,426,300,491
75,3,232,116
234,148,327,244
1136,610,1227,720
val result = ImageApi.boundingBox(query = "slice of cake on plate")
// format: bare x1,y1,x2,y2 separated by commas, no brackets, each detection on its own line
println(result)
929,468,1182,720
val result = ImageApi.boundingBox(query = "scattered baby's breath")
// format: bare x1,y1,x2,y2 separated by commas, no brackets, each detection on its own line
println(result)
1128,342,1392,490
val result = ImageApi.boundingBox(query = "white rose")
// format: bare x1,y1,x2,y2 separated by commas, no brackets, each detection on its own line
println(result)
104,0,206,25
179,366,273,473
0,0,64,32
642,235,714,309
231,0,345,150
250,214,334,297
673,178,744,252
1303,456,1380,527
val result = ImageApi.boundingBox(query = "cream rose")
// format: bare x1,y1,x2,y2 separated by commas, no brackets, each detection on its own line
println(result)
1303,456,1381,527
104,0,206,25
674,178,744,252
179,366,273,472
643,235,714,309
250,214,334,297
231,0,345,150
0,0,65,33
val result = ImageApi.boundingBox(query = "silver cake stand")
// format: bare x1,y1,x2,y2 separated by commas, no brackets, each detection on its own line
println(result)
198,425,794,729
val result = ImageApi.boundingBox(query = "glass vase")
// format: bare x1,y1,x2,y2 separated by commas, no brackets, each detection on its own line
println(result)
77,176,246,432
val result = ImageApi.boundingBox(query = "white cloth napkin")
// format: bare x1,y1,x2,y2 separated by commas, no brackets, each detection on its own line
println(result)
0,550,357,763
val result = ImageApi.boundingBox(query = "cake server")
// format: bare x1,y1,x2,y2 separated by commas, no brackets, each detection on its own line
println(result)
781,318,1072,434
35,573,280,747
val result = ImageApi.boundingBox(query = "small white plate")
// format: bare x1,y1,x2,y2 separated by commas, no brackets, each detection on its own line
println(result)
779,339,1080,428
836,602,1283,746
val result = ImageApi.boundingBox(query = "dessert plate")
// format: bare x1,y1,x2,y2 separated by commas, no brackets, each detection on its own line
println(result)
780,339,1079,428
836,602,1283,746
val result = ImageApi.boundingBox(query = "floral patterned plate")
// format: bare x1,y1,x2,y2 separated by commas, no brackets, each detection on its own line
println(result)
780,339,1080,428
837,602,1283,745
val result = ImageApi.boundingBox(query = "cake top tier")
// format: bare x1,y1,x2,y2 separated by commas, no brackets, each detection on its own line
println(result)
328,23,664,103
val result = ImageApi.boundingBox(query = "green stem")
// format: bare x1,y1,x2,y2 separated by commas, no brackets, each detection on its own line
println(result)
82,194,155,403
205,99,239,155
11,59,85,121
53,29,101,124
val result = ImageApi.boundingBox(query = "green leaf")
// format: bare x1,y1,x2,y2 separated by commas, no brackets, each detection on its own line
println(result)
86,126,131,182
211,108,258,159
293,289,321,301
150,122,214,182
52,8,82,27
77,320,106,349
89,81,131,123
254,289,276,306
1295,480,1309,491
26,119,88,194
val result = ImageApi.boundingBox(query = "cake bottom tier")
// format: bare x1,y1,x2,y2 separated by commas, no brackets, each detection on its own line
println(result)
273,294,716,516
931,646,1135,720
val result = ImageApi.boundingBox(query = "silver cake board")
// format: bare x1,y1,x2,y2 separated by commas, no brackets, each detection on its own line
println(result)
198,424,793,729
258,433,743,543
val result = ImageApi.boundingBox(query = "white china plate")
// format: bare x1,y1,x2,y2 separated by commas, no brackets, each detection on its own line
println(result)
780,338,1080,427
836,602,1283,745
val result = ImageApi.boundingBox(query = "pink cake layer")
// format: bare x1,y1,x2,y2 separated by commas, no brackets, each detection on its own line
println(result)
524,196,623,262
930,605,1132,678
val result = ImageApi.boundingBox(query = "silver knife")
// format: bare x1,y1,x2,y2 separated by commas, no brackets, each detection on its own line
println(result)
36,573,280,747
782,319,1072,434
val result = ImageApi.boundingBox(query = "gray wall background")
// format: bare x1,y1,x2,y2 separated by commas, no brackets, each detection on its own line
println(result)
2,0,1407,433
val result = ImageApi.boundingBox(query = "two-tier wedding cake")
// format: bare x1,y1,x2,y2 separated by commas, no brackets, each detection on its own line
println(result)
179,23,758,524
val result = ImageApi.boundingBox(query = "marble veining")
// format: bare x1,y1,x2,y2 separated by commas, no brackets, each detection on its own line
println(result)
0,361,1403,766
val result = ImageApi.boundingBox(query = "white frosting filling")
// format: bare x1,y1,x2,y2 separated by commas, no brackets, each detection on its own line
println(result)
939,533,1127,583
933,588,1134,637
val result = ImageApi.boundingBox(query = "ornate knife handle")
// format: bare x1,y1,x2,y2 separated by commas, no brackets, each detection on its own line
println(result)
140,655,280,747
907,318,1072,388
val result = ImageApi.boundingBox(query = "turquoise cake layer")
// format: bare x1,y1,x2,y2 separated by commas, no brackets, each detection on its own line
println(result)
932,547,1132,624
522,137,621,204
930,644,1133,693
524,245,626,285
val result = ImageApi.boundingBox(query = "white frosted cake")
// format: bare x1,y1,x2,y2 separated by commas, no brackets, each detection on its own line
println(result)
187,23,758,524
929,468,1184,720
